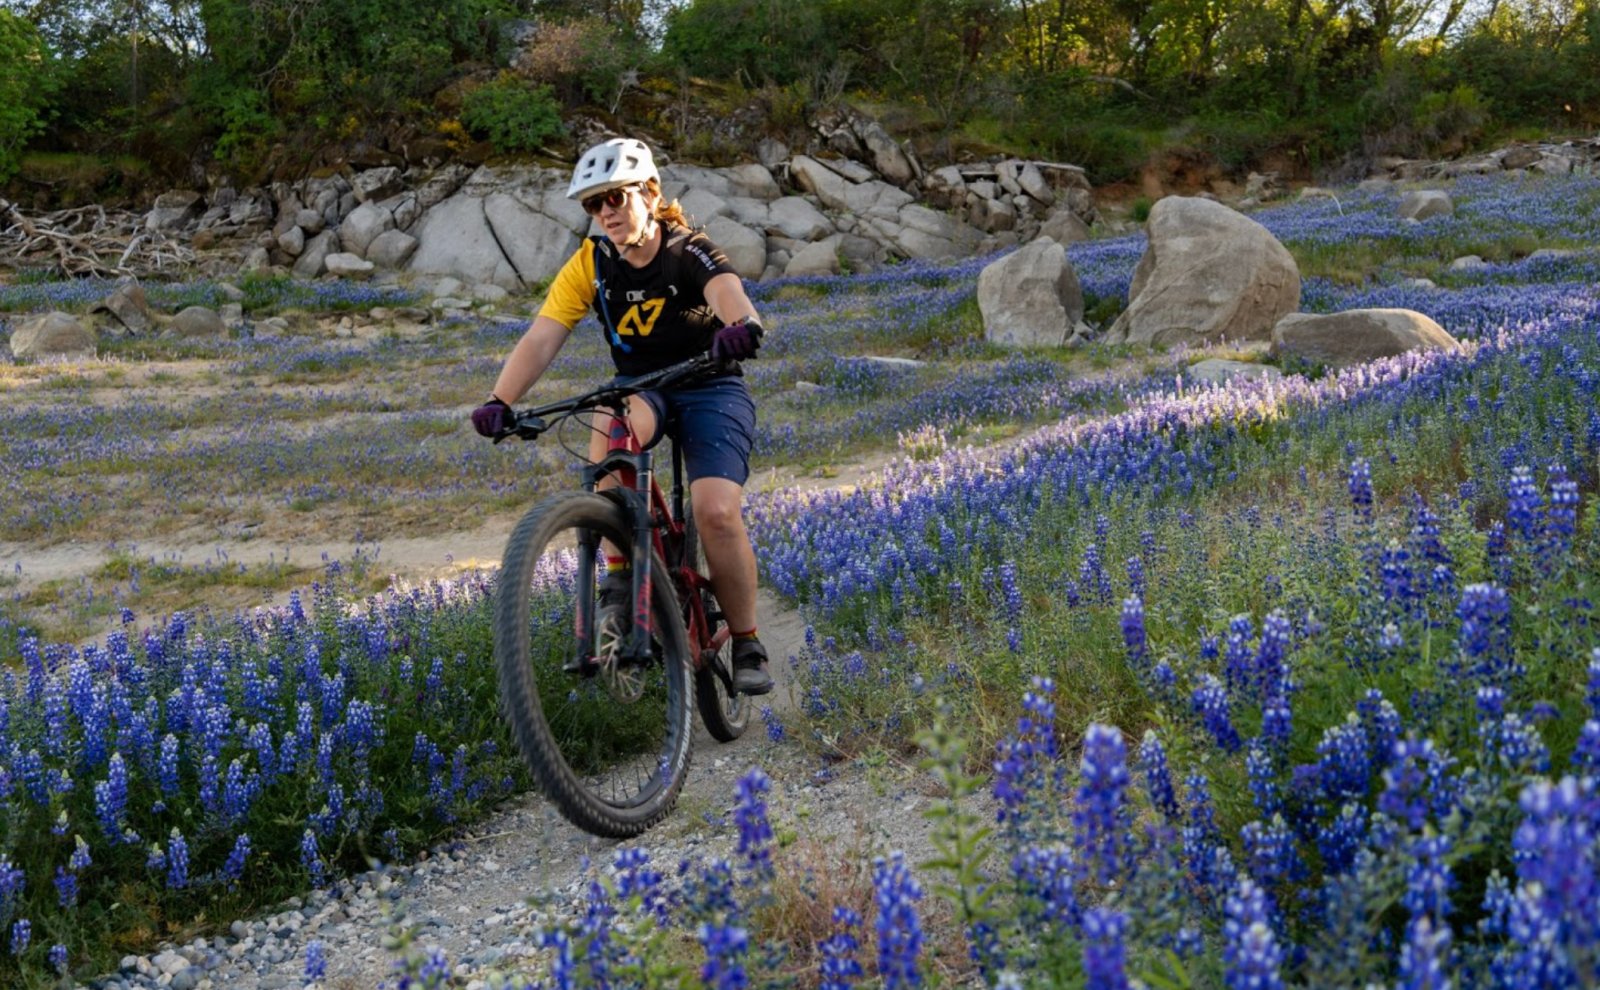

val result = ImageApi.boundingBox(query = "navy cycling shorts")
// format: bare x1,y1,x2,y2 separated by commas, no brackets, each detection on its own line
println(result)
631,375,757,486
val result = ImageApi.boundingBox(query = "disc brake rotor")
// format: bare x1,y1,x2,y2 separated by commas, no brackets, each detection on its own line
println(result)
594,612,648,703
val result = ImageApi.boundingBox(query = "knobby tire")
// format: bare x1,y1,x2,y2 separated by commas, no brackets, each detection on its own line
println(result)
495,491,694,838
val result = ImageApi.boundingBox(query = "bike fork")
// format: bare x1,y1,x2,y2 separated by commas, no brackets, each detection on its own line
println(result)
625,451,656,661
573,527,599,667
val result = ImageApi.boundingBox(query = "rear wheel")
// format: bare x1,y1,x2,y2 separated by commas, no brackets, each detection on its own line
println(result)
495,491,694,838
683,506,749,742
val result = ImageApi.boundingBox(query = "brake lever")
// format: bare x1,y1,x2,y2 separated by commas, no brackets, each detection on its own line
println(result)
492,414,547,444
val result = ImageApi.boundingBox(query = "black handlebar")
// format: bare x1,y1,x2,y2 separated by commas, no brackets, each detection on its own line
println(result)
492,353,728,444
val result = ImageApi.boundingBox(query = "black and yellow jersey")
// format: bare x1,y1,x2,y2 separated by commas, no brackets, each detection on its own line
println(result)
537,223,738,376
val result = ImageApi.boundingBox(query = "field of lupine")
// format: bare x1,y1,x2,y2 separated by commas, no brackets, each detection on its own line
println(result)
2,170,1600,988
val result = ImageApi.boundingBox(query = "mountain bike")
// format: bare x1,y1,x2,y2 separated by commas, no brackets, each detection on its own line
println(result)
490,353,750,837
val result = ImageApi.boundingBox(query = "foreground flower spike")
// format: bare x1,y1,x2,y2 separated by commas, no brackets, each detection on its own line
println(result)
1082,907,1130,990
1075,723,1131,886
873,851,924,989
1223,879,1284,990
733,768,774,878
818,907,864,990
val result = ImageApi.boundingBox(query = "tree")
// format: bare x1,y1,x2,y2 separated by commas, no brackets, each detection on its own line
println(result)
0,8,56,182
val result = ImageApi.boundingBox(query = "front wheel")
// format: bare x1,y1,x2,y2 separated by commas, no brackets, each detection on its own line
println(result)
495,491,694,838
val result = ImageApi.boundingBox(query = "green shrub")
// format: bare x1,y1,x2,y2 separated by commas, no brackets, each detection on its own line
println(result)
460,75,564,153
0,11,57,184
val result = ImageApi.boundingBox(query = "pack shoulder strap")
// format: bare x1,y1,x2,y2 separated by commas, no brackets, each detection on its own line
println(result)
590,236,631,354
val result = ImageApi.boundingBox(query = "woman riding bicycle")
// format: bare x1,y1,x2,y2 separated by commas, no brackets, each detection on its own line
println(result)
472,137,773,696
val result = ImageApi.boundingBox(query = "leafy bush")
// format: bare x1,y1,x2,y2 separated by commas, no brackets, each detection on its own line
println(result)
0,11,57,184
459,75,564,153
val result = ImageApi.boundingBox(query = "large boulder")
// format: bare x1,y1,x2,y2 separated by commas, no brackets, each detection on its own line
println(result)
704,217,766,279
765,197,834,241
977,238,1084,348
785,236,843,277
352,167,404,203
1105,197,1301,348
340,201,395,258
855,117,917,186
485,192,585,288
169,306,227,338
292,230,339,279
1039,210,1091,244
1271,308,1460,369
11,312,94,359
1398,190,1453,221
409,194,538,290
325,253,375,278
366,230,420,269
145,190,204,232
93,278,155,334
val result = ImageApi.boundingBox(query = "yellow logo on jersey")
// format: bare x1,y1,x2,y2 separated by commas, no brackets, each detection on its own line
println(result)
616,299,665,337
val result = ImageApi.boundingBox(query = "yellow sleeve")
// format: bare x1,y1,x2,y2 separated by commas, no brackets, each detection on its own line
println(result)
536,244,597,330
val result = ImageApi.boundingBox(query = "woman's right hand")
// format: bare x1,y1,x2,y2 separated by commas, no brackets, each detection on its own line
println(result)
471,398,512,437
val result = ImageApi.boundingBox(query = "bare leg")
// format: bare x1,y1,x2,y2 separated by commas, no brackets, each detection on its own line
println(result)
589,397,657,558
689,477,758,634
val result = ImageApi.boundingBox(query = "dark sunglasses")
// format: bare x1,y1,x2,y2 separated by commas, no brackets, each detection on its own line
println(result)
582,186,638,216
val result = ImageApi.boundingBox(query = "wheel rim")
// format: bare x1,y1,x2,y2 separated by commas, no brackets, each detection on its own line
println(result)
522,531,684,813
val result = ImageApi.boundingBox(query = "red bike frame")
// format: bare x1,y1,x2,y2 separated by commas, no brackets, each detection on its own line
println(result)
575,408,732,685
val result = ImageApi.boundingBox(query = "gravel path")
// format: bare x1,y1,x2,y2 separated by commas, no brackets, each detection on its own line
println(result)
78,590,945,990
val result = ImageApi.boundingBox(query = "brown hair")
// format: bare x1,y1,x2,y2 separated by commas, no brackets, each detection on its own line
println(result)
643,177,689,227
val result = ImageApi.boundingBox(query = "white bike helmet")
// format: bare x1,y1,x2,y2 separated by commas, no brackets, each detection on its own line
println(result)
567,138,659,201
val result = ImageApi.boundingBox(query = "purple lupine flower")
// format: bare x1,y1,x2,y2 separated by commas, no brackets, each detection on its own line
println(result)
54,866,77,908
1573,720,1600,774
1506,465,1540,544
301,829,325,888
873,851,924,989
1358,690,1403,768
1403,833,1456,922
998,560,1022,627
1506,777,1599,969
1081,907,1130,990
614,847,666,923
1011,843,1079,928
1224,615,1254,694
1126,555,1145,599
1586,648,1600,721
1241,815,1301,888
49,942,67,973
1316,715,1371,801
1246,739,1281,818
699,923,748,990
1348,458,1374,523
1485,521,1512,586
69,836,90,872
1120,595,1147,669
733,768,774,877
1192,675,1242,753
1457,583,1514,688
1317,803,1368,876
1398,915,1452,990
1223,879,1284,990
94,752,129,842
157,734,180,796
223,833,252,884
305,940,327,981
1381,540,1419,611
10,918,29,954
1074,724,1131,886
818,906,864,990
1139,731,1181,822
166,828,189,890
761,705,784,742
1542,463,1578,570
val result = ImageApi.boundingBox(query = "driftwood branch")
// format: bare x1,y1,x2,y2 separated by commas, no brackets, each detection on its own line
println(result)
0,199,194,279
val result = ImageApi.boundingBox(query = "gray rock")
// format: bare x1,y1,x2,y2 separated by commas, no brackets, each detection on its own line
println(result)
293,230,339,278
93,278,155,334
1106,196,1300,348
1398,189,1453,221
470,283,510,303
170,306,227,338
353,167,405,203
295,208,325,234
785,236,842,277
340,201,396,258
765,197,834,241
977,237,1083,348
1272,308,1460,369
1448,255,1486,270
145,190,204,231
1016,163,1055,206
11,311,95,359
276,226,305,256
325,253,376,278
856,117,916,186
704,217,766,279
1039,210,1090,245
367,230,420,269
1187,358,1283,384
